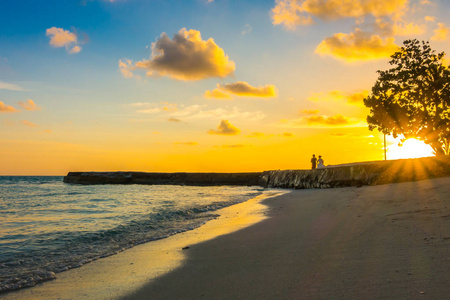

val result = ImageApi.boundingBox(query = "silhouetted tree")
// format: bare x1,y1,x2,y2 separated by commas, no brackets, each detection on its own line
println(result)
364,39,450,155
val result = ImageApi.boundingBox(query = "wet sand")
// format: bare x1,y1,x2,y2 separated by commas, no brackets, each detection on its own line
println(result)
125,177,450,299
2,193,280,300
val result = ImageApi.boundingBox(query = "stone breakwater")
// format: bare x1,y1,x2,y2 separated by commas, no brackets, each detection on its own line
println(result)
64,156,450,188
260,156,450,189
63,172,264,186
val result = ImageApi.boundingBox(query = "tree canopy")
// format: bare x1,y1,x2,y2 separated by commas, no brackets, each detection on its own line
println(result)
364,39,450,155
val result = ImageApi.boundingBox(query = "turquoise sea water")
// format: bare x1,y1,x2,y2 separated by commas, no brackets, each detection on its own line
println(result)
0,176,269,292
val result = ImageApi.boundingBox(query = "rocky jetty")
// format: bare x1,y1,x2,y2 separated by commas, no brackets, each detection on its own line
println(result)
261,156,450,189
63,171,264,186
63,156,450,189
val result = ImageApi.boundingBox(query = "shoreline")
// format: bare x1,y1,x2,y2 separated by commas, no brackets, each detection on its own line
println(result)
2,190,287,300
125,176,450,299
5,176,450,299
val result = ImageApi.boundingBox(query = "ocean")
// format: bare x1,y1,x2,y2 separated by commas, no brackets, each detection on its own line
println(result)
0,176,272,293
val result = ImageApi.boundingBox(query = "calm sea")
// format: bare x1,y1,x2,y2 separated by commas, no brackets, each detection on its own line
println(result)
0,176,270,293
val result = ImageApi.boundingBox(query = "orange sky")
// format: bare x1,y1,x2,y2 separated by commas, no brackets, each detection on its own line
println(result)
0,0,448,175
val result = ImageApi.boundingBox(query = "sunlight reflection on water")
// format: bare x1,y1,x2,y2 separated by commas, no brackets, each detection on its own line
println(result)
0,176,267,292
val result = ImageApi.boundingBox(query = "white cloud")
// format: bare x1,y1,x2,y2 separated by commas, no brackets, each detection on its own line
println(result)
134,101,178,114
46,27,84,54
133,102,265,122
121,28,235,81
0,81,26,91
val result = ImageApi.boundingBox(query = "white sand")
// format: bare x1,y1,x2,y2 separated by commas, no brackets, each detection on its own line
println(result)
126,177,450,299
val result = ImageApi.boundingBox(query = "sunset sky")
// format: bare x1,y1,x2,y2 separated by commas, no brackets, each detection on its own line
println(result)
1,0,449,175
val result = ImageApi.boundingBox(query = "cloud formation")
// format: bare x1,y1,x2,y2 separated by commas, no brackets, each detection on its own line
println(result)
119,59,139,79
204,89,233,100
204,81,278,99
135,102,178,114
132,102,265,122
19,99,41,111
308,90,369,105
69,46,82,54
121,28,235,81
272,0,312,30
21,120,39,127
304,114,351,126
315,29,398,62
431,23,450,41
272,0,409,30
0,81,26,91
46,27,83,54
0,101,18,113
208,120,241,135
280,113,364,127
271,0,428,62
391,22,425,36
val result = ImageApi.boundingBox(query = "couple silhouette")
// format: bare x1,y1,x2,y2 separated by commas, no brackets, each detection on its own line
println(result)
311,154,325,169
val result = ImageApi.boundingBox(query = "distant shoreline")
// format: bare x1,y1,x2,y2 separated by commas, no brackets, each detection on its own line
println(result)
63,171,264,186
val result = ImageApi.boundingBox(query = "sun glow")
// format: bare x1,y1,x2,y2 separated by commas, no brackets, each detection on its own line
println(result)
387,138,435,160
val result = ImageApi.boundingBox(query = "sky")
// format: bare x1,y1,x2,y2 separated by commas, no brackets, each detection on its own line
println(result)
1,0,449,175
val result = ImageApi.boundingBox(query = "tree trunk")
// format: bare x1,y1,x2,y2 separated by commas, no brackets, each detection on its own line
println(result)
431,143,446,156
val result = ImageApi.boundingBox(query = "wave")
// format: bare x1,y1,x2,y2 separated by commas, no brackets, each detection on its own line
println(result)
0,193,259,293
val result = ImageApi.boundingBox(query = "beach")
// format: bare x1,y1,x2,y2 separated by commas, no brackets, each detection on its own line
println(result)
4,176,450,299
126,176,450,299
2,191,280,299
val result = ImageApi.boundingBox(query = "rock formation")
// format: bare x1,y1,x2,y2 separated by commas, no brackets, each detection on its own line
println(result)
261,156,450,189
63,171,264,186
63,156,450,189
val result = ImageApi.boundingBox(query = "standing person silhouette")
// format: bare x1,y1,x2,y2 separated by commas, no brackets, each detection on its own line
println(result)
317,155,325,168
311,154,317,169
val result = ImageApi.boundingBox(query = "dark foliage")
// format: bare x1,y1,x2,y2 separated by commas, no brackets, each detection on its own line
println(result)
364,39,450,155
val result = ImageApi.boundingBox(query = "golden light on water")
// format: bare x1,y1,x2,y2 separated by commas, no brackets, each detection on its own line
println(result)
387,138,435,160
